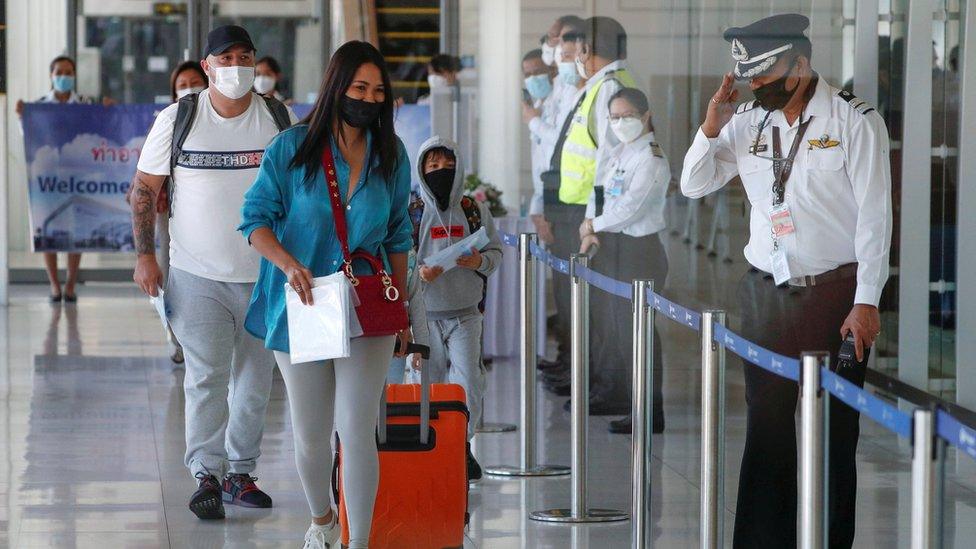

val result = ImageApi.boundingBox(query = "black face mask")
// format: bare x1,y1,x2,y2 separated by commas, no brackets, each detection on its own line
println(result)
339,96,382,128
425,168,456,211
752,59,799,112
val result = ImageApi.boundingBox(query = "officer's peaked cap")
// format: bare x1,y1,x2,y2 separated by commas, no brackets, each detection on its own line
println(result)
723,14,810,81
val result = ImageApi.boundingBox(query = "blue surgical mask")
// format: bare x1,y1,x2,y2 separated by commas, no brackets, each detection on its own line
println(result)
557,61,580,85
524,74,552,100
52,75,75,93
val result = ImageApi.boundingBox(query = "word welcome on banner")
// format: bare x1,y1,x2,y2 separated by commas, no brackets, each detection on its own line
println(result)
22,103,160,253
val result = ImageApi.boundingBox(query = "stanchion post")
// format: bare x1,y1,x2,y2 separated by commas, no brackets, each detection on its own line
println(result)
631,280,655,549
800,352,827,549
700,310,726,549
485,233,568,477
911,409,936,549
530,254,628,523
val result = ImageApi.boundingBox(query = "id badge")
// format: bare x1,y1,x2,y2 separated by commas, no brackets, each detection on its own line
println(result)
608,172,625,197
769,204,796,238
770,244,792,286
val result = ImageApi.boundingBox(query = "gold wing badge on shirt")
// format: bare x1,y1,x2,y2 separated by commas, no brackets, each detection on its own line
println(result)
808,134,840,150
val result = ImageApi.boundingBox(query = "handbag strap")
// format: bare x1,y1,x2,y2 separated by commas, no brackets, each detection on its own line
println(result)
321,143,354,272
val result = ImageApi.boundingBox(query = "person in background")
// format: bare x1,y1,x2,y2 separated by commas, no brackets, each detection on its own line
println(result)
414,137,502,482
524,15,590,386
155,61,209,364
418,53,461,105
130,25,296,521
427,53,461,89
680,14,891,547
386,249,429,384
239,41,413,549
580,88,669,434
254,56,290,103
16,56,114,303
520,48,558,244
542,17,638,415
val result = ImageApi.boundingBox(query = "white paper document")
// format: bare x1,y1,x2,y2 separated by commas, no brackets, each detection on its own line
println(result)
286,273,360,364
422,226,489,272
149,289,168,330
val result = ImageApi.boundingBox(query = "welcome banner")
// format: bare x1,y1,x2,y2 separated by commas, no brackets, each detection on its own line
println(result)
22,102,432,253
22,103,159,253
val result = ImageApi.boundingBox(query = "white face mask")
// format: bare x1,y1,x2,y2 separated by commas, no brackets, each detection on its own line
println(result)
557,61,580,86
211,65,255,100
610,116,645,143
541,42,556,66
253,75,276,95
575,54,588,79
176,86,205,100
427,73,449,89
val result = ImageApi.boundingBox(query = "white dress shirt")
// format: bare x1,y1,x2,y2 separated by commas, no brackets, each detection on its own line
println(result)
680,76,892,306
585,132,670,237
527,78,582,216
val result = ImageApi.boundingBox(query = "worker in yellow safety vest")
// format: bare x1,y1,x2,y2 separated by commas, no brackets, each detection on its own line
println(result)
540,15,640,417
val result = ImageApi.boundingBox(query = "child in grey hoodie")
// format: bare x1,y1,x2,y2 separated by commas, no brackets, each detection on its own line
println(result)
413,136,502,481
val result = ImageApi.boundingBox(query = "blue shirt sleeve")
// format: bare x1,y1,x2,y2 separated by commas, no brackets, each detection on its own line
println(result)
239,132,290,242
383,140,414,254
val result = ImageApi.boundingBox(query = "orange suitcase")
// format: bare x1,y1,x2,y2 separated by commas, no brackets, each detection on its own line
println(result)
335,364,469,549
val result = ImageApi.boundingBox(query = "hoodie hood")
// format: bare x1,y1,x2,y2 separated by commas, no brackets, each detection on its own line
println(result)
416,135,466,210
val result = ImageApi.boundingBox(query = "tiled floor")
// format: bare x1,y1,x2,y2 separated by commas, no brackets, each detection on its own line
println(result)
2,232,976,548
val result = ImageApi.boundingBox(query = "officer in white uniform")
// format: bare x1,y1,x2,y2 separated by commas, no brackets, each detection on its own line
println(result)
580,87,670,434
680,14,891,548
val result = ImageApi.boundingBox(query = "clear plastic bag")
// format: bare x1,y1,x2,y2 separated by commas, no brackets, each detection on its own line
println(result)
286,273,354,363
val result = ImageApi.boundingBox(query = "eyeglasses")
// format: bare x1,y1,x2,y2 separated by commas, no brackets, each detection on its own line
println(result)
609,113,641,122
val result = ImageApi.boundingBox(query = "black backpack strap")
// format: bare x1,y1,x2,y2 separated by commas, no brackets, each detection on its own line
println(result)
408,194,425,249
459,196,488,312
168,93,200,217
262,95,293,131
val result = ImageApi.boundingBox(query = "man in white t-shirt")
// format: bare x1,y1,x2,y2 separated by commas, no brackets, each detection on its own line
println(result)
129,25,296,520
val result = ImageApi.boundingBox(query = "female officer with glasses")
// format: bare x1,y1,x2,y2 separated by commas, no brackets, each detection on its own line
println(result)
680,13,892,549
579,87,669,434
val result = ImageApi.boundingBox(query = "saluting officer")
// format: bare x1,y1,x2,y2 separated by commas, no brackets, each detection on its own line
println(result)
680,14,892,548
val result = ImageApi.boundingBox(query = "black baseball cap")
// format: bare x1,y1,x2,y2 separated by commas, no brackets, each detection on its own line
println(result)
205,25,256,57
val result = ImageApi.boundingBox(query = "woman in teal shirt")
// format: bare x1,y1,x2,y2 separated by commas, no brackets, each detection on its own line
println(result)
238,41,411,549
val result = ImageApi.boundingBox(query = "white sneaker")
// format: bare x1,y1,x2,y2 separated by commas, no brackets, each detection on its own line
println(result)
303,515,340,549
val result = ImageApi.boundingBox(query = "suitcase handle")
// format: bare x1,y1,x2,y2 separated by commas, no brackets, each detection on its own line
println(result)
378,350,431,446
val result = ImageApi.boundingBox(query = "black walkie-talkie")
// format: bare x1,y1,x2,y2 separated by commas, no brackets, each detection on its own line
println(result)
836,334,868,378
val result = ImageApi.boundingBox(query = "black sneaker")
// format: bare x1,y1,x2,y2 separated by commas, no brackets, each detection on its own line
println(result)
190,473,225,519
466,443,482,482
223,473,273,508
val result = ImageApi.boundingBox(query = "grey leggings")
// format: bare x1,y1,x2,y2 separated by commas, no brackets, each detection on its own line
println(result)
274,335,394,547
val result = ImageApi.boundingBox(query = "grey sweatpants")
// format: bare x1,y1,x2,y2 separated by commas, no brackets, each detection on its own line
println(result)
274,335,394,547
426,312,486,440
166,268,275,479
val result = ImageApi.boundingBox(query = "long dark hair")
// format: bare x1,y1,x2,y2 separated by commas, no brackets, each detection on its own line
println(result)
169,61,208,102
290,41,398,184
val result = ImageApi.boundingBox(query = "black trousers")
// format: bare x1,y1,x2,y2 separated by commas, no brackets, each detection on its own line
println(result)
732,269,866,549
546,203,586,366
589,232,667,415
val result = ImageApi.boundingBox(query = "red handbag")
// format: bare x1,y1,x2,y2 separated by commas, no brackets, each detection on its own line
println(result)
322,145,408,337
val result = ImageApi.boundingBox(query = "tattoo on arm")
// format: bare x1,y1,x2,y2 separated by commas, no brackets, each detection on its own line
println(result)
130,174,158,255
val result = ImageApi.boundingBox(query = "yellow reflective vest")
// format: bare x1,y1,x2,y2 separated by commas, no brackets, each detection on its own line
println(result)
559,68,637,205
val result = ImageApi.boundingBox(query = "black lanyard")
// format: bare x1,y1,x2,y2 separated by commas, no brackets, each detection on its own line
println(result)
761,110,811,206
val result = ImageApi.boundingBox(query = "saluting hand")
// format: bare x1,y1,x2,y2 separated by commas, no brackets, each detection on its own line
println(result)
702,72,740,138
840,304,881,362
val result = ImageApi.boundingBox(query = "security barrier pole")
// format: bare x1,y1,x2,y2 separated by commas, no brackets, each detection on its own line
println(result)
486,234,569,477
911,409,936,549
531,254,629,523
800,352,827,549
631,280,655,548
700,310,727,549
